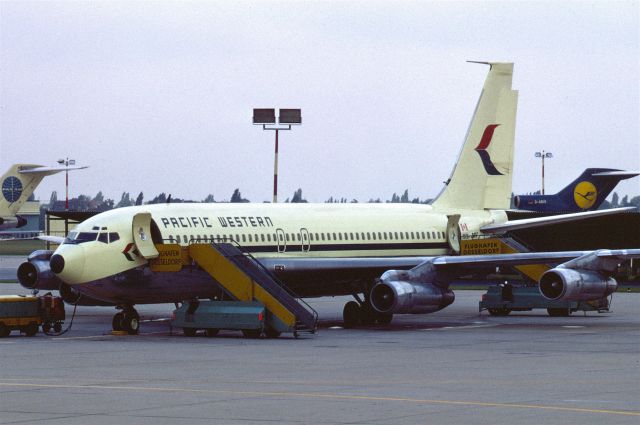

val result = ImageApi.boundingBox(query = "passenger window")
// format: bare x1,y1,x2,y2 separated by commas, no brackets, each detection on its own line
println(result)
98,233,108,244
327,233,331,241
377,232,382,240
242,234,246,242
261,234,265,242
297,234,301,241
383,232,388,239
310,233,314,241
332,232,337,240
286,234,290,242
432,231,436,239
321,233,325,240
355,233,360,240
366,232,371,240
350,232,354,240
394,232,399,239
267,234,271,242
248,234,253,242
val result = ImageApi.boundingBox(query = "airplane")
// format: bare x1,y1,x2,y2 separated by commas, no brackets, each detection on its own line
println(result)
0,163,88,230
513,168,639,213
16,62,639,334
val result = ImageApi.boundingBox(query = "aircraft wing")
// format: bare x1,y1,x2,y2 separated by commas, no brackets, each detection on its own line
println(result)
481,207,636,234
0,235,65,244
260,248,640,275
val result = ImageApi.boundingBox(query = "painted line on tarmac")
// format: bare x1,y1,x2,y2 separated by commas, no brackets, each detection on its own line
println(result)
0,381,637,417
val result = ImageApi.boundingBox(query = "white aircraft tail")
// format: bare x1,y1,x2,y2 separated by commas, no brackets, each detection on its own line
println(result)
0,164,88,218
432,62,518,211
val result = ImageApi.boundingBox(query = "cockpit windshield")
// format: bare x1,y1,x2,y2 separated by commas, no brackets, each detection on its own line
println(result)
63,231,98,244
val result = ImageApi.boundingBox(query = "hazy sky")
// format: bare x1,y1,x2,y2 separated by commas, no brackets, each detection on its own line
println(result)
1,1,638,204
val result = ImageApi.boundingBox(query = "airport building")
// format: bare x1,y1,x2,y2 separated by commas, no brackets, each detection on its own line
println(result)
0,201,41,239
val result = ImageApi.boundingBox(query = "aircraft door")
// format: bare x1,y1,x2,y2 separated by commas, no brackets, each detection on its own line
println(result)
275,228,286,253
300,228,310,252
132,212,160,259
446,214,462,255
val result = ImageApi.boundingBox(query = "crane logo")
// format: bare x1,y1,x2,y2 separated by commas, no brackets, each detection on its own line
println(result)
474,124,503,175
573,181,597,210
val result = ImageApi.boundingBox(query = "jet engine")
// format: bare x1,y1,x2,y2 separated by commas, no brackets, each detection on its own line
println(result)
0,216,26,229
17,250,60,290
370,269,455,315
539,268,617,302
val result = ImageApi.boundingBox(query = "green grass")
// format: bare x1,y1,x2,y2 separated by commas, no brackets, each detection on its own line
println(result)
0,240,47,255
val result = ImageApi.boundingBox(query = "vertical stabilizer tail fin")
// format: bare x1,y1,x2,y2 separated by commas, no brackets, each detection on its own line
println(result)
0,164,47,217
432,62,518,211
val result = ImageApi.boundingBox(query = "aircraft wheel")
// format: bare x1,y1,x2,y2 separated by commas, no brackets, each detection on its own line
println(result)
264,327,281,338
205,328,219,337
242,329,261,338
547,308,571,317
0,323,9,337
376,312,393,325
343,301,361,328
488,308,511,316
183,327,197,337
24,322,38,337
112,312,124,331
122,310,140,335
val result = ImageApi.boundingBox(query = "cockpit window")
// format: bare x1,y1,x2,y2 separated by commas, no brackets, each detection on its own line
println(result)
63,232,99,244
98,233,108,244
109,232,120,243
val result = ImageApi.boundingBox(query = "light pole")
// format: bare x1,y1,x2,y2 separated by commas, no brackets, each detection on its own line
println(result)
57,158,76,210
253,108,301,203
534,150,553,195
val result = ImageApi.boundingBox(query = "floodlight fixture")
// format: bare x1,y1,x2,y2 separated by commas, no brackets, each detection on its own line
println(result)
279,108,302,124
534,150,553,195
253,107,302,203
253,108,276,124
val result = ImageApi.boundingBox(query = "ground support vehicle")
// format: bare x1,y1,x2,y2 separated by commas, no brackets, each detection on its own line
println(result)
172,300,279,338
479,284,610,317
0,294,66,337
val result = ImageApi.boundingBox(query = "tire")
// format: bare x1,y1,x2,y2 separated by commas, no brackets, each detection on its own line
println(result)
53,322,62,333
242,329,261,338
343,301,361,328
0,323,9,338
376,312,393,325
264,327,281,338
123,311,140,335
112,312,124,331
205,328,219,337
183,327,197,337
42,321,52,334
24,322,38,337
488,308,511,316
547,308,571,317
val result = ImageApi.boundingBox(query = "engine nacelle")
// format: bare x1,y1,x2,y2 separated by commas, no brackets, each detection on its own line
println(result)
370,279,455,315
539,268,617,302
17,250,61,290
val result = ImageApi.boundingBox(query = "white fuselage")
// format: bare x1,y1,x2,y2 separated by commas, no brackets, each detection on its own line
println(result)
52,203,507,291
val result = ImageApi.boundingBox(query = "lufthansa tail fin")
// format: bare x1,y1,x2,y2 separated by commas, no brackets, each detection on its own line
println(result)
514,168,639,212
432,62,518,211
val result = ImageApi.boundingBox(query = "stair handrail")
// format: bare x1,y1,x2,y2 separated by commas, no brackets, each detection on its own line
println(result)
211,238,318,330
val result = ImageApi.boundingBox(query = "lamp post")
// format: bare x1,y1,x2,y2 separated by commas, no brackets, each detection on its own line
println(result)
253,108,301,203
534,150,553,195
57,158,76,210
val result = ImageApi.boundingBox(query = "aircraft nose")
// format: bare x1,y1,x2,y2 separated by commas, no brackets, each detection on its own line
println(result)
50,254,65,274
50,246,86,284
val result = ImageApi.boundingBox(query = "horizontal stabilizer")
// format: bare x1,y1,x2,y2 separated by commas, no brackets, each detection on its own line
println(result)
480,207,637,234
591,170,639,178
19,165,88,176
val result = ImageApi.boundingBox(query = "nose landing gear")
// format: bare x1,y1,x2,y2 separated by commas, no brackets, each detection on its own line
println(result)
112,306,140,335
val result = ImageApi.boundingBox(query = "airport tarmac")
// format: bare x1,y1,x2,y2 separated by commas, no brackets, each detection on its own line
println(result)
0,279,638,425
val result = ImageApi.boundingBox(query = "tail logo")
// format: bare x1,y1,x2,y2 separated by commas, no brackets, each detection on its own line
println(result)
2,177,23,203
573,181,597,209
474,124,503,175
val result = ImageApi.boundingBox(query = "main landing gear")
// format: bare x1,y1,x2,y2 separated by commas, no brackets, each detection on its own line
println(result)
342,294,393,328
112,306,140,335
